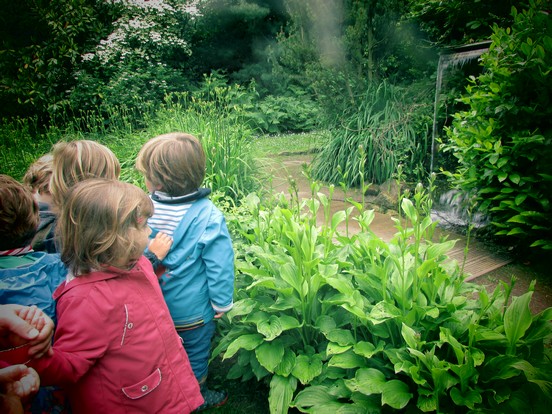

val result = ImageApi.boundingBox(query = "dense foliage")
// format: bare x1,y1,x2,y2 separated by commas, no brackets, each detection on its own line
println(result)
0,0,114,120
311,81,433,186
218,180,552,413
443,1,552,250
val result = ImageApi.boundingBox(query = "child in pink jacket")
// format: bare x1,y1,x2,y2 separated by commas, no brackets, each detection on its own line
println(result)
29,178,203,414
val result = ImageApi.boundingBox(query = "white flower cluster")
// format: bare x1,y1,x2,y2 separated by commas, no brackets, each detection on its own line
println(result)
83,0,199,65
106,0,201,16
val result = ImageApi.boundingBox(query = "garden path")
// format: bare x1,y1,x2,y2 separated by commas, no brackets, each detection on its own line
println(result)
259,153,552,313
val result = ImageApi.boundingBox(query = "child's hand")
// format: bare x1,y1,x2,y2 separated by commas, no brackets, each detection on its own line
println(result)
0,305,54,360
214,312,225,319
0,364,40,413
148,232,173,261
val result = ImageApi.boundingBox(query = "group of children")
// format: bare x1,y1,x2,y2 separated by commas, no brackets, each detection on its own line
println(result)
0,133,235,413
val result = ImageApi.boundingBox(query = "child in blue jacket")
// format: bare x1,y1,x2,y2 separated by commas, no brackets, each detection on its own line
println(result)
136,132,234,411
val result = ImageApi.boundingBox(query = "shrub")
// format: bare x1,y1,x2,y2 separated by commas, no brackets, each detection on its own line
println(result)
443,0,552,251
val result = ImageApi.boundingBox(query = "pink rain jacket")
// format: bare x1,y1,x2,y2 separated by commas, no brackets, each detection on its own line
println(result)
30,256,203,413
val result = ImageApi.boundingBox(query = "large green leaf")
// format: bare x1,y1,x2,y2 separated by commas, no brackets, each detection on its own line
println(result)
274,348,297,377
224,333,264,359
504,291,533,353
450,386,482,409
381,380,412,409
257,315,284,341
345,368,386,395
279,262,303,296
353,341,383,358
328,350,367,369
292,354,323,385
368,301,402,324
326,329,356,346
269,374,297,414
256,339,285,373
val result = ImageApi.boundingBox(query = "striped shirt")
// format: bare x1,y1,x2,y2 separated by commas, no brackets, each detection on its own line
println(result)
148,199,192,237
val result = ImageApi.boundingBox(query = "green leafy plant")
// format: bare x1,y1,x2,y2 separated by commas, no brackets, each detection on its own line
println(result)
217,173,552,413
311,81,432,186
443,0,552,251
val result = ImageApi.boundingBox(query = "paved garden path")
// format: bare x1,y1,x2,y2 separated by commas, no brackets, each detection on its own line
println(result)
260,153,512,281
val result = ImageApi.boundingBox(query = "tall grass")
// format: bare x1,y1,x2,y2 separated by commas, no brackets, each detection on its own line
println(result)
312,81,432,186
0,87,259,202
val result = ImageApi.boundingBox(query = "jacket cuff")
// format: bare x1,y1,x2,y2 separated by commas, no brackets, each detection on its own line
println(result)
211,301,233,313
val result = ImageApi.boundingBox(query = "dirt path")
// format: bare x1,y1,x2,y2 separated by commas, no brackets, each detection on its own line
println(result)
258,153,552,314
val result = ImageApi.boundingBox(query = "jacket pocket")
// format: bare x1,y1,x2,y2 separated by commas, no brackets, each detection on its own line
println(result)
121,368,162,399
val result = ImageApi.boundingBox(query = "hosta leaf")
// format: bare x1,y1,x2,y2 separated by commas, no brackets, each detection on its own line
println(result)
381,380,412,409
401,323,421,350
257,315,283,341
326,342,352,356
425,240,456,259
278,315,302,331
485,355,524,380
401,198,418,223
326,329,355,346
417,392,437,412
439,327,465,364
271,294,302,311
475,326,506,341
331,210,347,230
256,339,285,373
345,367,386,395
226,361,248,380
504,291,533,353
328,350,367,369
322,273,355,296
292,354,323,385
292,385,340,412
315,315,337,334
274,348,297,377
269,374,297,414
227,298,258,321
224,334,264,359
353,341,382,358
369,301,401,324
279,262,303,295
450,386,482,409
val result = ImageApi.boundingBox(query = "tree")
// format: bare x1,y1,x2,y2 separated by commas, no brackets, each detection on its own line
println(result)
408,0,524,45
0,0,113,120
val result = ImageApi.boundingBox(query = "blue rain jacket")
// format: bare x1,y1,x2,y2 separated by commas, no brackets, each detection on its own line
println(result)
148,195,234,329
0,252,67,320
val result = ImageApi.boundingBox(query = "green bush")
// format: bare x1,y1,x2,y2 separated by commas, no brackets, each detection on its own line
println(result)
443,0,552,250
311,81,432,186
216,180,552,413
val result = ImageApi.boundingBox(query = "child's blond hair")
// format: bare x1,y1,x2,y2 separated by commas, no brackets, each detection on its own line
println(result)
57,178,153,274
22,153,53,195
50,140,121,210
135,132,205,196
0,175,39,250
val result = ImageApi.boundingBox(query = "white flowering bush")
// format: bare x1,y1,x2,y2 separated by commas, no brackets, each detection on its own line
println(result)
70,0,201,115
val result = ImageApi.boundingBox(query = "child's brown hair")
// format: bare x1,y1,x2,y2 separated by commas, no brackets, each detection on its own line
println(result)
22,153,53,195
0,175,39,250
50,140,121,210
135,132,205,196
57,178,153,274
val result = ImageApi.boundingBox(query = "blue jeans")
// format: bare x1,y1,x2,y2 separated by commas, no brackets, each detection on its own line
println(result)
178,320,216,383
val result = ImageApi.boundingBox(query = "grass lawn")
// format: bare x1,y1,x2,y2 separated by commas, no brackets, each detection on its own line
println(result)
251,131,329,158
